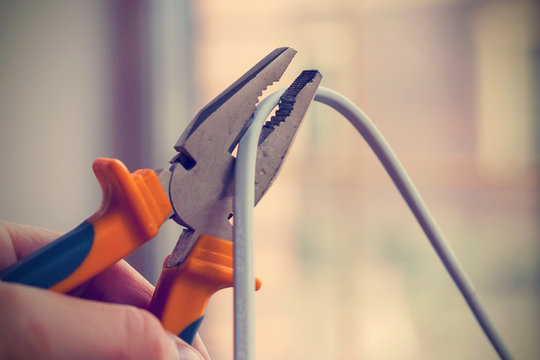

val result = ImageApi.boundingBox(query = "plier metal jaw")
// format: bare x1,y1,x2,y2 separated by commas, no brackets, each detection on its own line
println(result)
0,47,321,344
151,48,321,342
165,48,319,268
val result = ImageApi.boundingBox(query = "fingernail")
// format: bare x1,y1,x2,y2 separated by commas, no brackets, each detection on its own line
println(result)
176,344,203,360
167,333,202,360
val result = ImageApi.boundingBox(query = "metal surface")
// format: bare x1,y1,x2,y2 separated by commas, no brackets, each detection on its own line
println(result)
166,69,321,267
164,47,311,267
255,70,321,203
174,47,295,150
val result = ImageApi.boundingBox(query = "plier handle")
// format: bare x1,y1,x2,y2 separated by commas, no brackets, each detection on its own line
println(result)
0,47,322,344
0,160,170,292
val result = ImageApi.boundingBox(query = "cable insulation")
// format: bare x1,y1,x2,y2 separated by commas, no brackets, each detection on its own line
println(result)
234,90,285,360
233,86,512,360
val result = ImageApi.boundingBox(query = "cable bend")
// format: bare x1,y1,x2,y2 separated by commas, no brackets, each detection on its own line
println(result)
233,86,512,360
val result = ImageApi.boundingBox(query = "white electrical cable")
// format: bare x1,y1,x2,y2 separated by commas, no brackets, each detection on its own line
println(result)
234,89,285,360
233,86,512,360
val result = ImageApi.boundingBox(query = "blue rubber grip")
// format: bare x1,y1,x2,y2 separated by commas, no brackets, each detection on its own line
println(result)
179,316,204,345
0,221,94,289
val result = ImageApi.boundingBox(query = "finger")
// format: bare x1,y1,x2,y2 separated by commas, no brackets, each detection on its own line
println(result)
0,221,211,357
0,220,61,269
0,222,16,268
0,220,153,309
0,282,204,360
171,335,209,360
69,259,154,309
192,333,211,360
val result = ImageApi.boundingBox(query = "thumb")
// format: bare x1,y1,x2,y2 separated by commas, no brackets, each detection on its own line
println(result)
0,282,204,360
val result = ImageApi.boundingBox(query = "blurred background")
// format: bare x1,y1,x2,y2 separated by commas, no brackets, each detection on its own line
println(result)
0,0,538,359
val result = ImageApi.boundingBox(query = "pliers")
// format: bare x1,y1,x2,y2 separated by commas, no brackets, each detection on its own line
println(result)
0,47,322,344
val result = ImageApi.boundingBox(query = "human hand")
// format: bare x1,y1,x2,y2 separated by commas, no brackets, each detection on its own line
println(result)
0,220,210,360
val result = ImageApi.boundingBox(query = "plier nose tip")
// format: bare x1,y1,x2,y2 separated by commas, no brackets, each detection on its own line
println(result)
173,47,298,159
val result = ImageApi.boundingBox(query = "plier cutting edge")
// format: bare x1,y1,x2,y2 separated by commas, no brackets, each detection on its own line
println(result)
0,47,322,344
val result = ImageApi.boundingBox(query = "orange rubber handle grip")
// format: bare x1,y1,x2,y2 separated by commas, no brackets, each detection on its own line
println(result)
0,158,172,292
149,234,261,343
51,158,172,292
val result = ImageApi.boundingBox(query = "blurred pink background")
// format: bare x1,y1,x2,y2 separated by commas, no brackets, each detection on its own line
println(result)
0,1,538,359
